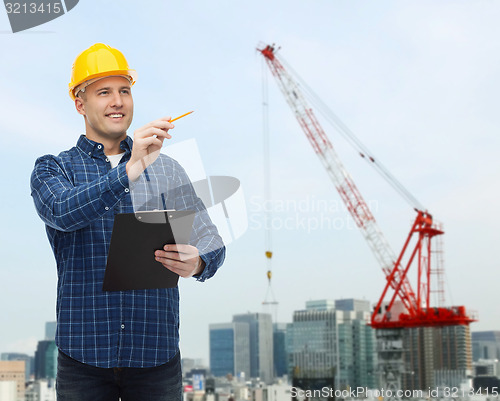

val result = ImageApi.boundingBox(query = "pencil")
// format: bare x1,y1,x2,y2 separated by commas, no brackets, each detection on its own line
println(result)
170,111,194,123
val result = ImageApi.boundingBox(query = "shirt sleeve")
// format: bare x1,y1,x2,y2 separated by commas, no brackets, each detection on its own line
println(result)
171,162,226,282
30,154,130,232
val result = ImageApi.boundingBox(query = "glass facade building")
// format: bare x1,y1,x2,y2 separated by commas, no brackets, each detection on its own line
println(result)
34,340,57,380
233,313,273,383
273,323,288,378
210,324,235,377
209,322,250,378
287,299,377,390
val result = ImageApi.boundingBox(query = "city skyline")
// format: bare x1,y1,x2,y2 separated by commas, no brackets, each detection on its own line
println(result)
4,306,499,371
1,1,499,364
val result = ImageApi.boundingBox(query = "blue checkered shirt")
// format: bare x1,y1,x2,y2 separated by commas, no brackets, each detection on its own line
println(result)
30,135,225,368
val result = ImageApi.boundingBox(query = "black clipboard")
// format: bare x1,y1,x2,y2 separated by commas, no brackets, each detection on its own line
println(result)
103,210,195,291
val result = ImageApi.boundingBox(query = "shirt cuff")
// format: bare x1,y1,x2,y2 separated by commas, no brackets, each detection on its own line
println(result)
106,162,130,203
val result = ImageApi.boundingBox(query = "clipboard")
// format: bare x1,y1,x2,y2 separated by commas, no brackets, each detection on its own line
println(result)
103,210,195,291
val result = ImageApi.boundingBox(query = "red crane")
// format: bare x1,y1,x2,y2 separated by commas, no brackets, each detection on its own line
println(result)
258,43,475,329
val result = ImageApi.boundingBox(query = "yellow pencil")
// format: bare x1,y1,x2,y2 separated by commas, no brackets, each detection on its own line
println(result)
170,111,194,123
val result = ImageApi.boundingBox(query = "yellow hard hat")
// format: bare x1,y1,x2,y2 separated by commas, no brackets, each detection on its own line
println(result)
68,43,137,100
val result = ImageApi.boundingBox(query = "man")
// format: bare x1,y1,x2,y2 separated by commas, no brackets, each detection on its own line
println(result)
30,43,225,400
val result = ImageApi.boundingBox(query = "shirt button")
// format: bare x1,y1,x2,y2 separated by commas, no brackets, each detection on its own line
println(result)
105,158,109,162
124,188,130,193
97,145,102,149
121,324,125,330
88,152,91,155
105,206,109,211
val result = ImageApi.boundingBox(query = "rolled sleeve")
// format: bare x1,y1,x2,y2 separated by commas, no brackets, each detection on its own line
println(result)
196,247,226,282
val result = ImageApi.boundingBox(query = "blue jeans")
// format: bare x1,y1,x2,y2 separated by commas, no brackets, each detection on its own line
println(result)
56,350,182,401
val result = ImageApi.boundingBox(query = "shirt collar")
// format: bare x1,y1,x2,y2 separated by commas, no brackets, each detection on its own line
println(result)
77,135,133,158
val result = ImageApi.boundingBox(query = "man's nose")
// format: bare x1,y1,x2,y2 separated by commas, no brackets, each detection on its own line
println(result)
110,91,124,107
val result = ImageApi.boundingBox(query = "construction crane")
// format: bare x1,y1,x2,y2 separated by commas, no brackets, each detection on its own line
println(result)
258,43,475,393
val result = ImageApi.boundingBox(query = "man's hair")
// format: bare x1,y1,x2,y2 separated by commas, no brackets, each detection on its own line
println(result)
76,90,87,101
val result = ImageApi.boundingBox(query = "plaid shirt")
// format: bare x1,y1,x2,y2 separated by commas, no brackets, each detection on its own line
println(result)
30,135,225,368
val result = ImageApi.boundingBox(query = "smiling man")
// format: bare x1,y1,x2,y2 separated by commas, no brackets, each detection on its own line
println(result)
30,43,225,401
75,75,134,148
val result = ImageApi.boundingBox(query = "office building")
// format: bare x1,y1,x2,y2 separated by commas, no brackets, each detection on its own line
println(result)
1,353,34,381
209,322,250,378
351,317,377,387
287,299,377,390
45,321,57,341
403,325,472,390
0,360,26,401
273,323,288,378
34,340,57,380
233,313,274,383
472,331,500,361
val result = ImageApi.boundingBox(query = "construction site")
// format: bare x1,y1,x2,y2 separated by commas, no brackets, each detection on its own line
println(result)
257,43,479,399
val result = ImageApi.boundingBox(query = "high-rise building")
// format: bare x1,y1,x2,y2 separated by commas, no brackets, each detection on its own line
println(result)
0,360,26,401
233,313,274,383
352,316,377,388
287,299,377,390
1,353,34,381
472,331,500,361
209,322,250,378
403,325,472,390
287,305,338,388
45,322,57,341
273,323,287,378
34,340,57,380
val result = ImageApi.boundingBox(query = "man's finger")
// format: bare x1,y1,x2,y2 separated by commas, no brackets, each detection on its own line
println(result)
136,127,172,140
163,244,197,254
155,250,187,262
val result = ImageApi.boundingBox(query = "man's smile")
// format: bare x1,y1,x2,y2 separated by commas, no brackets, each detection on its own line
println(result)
106,113,125,119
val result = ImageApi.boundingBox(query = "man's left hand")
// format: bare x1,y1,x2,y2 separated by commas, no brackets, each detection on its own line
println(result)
155,244,205,278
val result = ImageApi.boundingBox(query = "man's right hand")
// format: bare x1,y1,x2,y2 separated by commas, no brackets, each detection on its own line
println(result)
126,117,174,181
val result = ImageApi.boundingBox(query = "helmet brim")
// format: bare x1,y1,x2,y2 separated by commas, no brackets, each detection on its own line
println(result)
69,69,137,100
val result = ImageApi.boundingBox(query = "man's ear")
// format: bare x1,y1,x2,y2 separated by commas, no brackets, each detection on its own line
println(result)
75,97,86,116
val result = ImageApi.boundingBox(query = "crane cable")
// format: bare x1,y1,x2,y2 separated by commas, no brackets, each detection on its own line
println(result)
262,57,278,308
279,55,426,213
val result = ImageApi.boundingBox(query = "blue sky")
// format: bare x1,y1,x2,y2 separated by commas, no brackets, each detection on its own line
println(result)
1,1,499,364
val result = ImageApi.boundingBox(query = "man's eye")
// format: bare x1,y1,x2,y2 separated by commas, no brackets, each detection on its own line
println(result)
121,89,130,95
98,91,109,95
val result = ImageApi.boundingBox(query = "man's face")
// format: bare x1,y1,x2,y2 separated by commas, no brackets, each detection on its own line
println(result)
75,76,134,142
